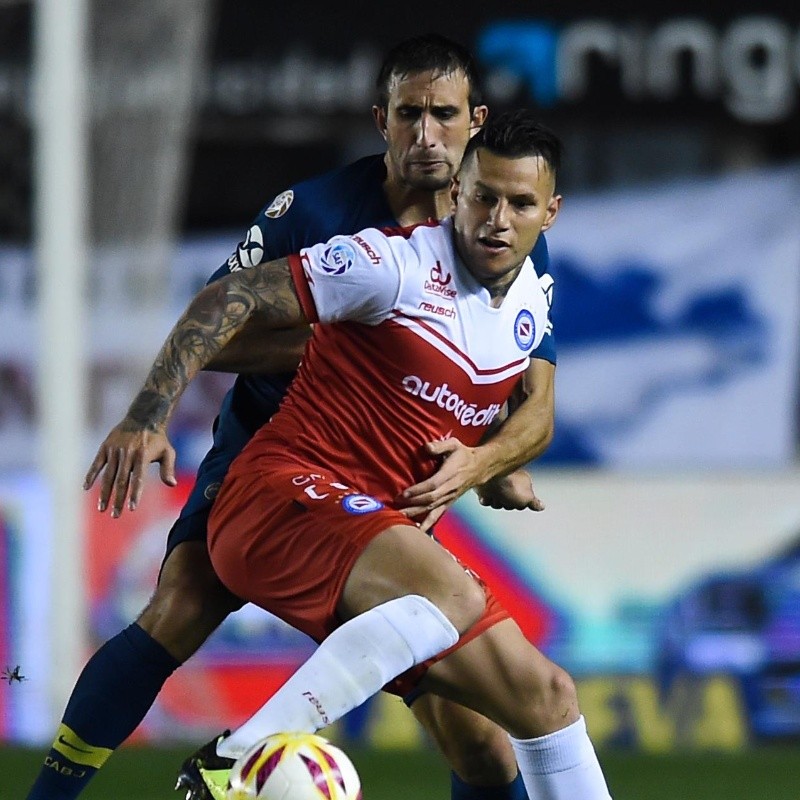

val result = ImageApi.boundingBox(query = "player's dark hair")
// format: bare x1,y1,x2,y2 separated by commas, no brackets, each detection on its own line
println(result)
462,109,562,177
375,33,483,110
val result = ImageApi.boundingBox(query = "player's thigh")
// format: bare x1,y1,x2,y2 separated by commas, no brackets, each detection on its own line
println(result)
156,537,233,599
138,538,242,659
411,694,518,784
339,524,486,634
420,618,579,739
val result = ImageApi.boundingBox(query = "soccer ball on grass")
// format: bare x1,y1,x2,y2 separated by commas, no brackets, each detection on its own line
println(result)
226,732,362,800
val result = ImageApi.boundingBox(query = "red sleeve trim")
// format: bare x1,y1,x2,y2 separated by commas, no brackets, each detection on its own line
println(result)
288,252,320,324
379,218,439,239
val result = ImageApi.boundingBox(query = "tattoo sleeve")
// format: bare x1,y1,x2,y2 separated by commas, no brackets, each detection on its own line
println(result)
125,258,303,431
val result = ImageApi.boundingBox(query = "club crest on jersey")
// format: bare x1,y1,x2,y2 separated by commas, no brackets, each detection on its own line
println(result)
341,494,384,514
233,225,264,270
320,242,356,275
514,309,536,351
264,189,294,219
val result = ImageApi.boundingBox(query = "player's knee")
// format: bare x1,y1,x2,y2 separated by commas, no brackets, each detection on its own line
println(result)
523,663,579,734
548,665,578,713
427,574,486,635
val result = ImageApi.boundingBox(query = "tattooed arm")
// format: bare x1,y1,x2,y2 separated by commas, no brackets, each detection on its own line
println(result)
125,259,302,430
204,320,311,375
84,258,305,517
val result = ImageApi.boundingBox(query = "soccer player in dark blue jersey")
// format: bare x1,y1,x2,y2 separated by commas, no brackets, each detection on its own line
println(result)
26,35,556,800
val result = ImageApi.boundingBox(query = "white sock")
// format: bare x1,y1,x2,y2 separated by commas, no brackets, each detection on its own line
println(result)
218,594,458,759
510,716,612,800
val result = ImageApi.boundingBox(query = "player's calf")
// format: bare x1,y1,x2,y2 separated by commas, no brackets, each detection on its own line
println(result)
412,696,519,785
425,620,611,799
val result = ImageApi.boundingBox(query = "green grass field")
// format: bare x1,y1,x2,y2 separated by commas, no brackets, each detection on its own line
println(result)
5,744,800,800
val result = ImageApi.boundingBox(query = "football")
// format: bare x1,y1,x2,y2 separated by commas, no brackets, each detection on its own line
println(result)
226,732,362,800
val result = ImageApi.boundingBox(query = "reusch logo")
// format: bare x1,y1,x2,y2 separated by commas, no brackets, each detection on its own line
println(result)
352,234,381,265
418,301,456,319
302,691,330,725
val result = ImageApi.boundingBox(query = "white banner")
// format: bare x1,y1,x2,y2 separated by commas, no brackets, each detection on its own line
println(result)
545,164,800,467
0,237,234,471
2,167,800,470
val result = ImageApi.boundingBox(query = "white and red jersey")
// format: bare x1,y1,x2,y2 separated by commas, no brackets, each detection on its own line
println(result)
232,218,553,504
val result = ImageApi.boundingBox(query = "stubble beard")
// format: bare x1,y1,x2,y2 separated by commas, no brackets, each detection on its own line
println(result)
404,170,452,192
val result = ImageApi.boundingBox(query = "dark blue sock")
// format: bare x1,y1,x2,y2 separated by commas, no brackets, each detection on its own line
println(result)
451,770,529,800
25,623,180,800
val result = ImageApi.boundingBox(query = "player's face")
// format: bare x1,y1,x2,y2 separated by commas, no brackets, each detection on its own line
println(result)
452,148,561,285
374,69,487,191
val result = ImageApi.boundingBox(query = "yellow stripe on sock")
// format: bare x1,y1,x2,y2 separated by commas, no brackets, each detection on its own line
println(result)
51,723,113,769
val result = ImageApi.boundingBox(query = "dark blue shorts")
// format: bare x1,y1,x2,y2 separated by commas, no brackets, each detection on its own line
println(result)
163,392,255,564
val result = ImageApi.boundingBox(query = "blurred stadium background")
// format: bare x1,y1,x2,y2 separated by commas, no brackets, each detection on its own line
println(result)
2,0,800,797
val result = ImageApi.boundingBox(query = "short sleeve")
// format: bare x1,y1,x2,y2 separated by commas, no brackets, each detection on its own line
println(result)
290,228,404,325
207,188,316,285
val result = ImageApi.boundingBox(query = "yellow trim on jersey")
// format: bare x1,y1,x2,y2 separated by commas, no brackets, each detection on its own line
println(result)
52,723,113,768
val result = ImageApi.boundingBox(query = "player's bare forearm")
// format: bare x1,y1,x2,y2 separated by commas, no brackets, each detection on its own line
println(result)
205,319,311,375
85,259,305,517
125,258,303,429
399,359,555,522
469,360,554,514
473,357,555,481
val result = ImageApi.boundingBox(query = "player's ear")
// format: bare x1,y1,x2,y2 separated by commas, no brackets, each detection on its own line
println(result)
541,194,563,232
469,105,488,136
372,105,388,140
450,176,461,208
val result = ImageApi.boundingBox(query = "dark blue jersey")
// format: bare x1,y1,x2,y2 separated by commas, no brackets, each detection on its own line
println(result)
210,153,556,438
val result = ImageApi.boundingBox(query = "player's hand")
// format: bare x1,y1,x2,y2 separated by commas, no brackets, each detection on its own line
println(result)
476,470,544,511
83,421,177,517
401,503,448,534
398,438,485,520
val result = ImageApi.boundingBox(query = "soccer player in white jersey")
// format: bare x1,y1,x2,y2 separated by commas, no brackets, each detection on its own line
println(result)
90,109,613,800
28,36,553,800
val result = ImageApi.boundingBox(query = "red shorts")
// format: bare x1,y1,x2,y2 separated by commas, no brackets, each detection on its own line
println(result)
208,460,413,642
208,458,510,690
